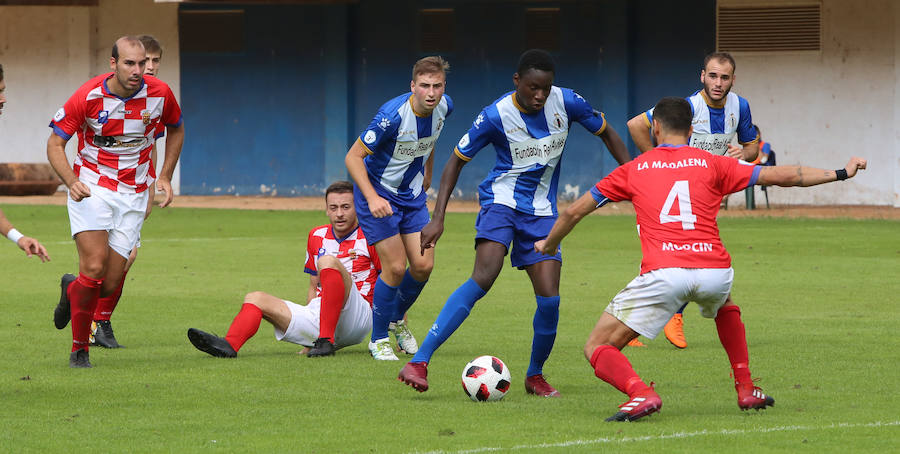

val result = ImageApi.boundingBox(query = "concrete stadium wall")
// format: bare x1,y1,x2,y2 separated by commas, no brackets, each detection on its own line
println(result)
0,0,180,192
721,0,899,207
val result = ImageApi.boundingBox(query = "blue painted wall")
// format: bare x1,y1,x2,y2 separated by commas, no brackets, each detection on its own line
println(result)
179,0,714,197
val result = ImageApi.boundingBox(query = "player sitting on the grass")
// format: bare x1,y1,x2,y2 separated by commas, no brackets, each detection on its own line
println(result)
187,181,380,358
534,96,866,421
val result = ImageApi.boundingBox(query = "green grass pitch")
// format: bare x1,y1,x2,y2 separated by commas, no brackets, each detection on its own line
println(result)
1,203,898,453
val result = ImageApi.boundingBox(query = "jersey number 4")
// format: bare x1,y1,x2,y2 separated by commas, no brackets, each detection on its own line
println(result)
659,180,697,230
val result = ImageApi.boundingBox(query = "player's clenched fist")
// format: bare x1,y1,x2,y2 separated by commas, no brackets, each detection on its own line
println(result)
68,181,91,201
845,157,866,177
367,196,393,218
533,238,558,256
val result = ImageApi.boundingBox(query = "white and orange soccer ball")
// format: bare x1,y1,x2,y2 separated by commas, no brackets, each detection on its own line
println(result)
461,355,511,402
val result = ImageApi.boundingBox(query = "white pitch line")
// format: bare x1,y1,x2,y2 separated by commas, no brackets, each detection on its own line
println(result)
410,420,900,454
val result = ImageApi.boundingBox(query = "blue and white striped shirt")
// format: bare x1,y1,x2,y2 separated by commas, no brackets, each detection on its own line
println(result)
358,93,453,203
454,86,606,216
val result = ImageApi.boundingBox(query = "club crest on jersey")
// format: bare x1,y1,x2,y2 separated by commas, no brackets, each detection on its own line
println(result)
364,130,377,144
729,113,736,129
436,118,444,132
97,110,109,124
378,117,391,131
141,109,151,125
554,113,563,128
348,249,359,260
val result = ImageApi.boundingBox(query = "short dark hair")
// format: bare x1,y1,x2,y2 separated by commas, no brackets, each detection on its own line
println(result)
111,36,143,61
412,56,449,81
138,35,162,57
702,51,736,73
517,49,555,76
325,180,353,199
652,97,692,136
0,63,4,82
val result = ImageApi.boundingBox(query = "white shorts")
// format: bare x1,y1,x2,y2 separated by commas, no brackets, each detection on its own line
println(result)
67,182,149,259
274,285,373,349
605,267,734,339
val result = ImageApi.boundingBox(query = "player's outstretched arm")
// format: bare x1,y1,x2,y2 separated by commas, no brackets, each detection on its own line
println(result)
17,236,50,262
626,113,654,153
420,153,467,255
756,157,866,187
599,124,630,165
534,191,598,256
0,209,50,262
345,140,393,218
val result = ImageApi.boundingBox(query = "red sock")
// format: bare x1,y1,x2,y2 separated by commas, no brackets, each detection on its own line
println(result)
715,304,752,384
68,273,102,352
94,270,127,321
317,268,346,342
225,303,263,352
590,345,649,396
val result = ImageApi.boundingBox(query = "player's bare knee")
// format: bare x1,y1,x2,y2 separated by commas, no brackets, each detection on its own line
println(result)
316,254,341,271
384,260,407,281
583,342,599,361
80,260,106,279
243,291,268,306
409,260,433,280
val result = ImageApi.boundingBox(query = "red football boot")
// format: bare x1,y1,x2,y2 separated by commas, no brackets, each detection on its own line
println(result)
525,374,561,397
606,385,662,422
398,361,429,392
736,382,775,410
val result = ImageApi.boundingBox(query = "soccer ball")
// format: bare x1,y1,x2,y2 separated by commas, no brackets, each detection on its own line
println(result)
461,355,511,402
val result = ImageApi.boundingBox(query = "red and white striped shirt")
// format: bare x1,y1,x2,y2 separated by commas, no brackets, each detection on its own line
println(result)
304,224,380,306
49,73,183,193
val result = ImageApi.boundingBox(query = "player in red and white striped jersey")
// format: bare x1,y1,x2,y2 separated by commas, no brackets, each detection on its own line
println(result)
87,35,169,349
48,36,185,368
536,97,866,421
187,181,382,359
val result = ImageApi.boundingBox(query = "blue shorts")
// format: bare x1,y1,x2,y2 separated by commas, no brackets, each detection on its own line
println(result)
474,203,562,269
353,184,429,244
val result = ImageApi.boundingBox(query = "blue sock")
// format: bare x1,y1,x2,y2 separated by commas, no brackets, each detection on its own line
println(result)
411,278,486,364
371,278,398,342
393,269,427,321
527,295,560,377
676,302,688,315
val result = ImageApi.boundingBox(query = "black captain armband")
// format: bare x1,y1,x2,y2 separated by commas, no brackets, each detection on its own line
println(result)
835,169,848,181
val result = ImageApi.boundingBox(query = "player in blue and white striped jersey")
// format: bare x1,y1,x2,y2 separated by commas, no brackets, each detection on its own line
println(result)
627,52,759,161
346,56,453,361
399,49,630,396
625,52,759,350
